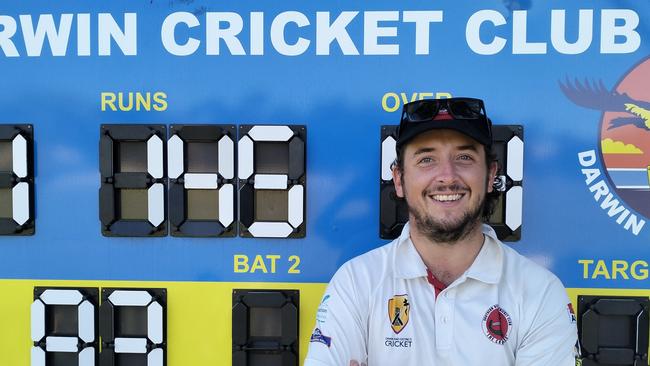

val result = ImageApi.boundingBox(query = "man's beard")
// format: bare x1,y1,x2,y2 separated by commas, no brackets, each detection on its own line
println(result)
407,183,486,244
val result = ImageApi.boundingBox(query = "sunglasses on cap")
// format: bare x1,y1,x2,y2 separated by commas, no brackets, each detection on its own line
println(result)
397,97,492,148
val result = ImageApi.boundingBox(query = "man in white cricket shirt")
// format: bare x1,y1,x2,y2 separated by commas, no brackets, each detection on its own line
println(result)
305,98,578,366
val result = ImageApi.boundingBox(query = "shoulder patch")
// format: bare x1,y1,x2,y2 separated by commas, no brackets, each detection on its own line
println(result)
310,328,332,347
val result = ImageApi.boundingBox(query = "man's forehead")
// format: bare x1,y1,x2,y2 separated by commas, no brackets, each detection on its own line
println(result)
405,129,483,152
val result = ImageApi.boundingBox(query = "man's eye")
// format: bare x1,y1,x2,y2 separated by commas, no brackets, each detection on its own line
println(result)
458,154,474,161
418,157,433,164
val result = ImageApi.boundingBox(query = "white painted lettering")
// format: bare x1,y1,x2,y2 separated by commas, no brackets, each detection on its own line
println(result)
624,215,645,236
161,12,200,56
316,11,359,55
403,11,443,55
601,9,640,54
250,12,264,55
206,12,245,55
551,9,593,54
364,11,399,55
0,15,19,57
20,14,73,56
466,10,507,55
77,14,90,56
578,150,596,166
600,193,626,217
98,13,137,56
512,11,546,54
589,180,610,201
582,168,600,185
271,11,310,56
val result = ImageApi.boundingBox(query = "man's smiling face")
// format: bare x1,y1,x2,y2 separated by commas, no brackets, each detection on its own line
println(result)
393,129,497,243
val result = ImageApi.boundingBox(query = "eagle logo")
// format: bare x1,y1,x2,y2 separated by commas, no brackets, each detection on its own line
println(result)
560,56,650,219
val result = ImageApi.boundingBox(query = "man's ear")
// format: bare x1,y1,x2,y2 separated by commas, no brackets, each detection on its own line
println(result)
392,165,405,198
487,161,498,193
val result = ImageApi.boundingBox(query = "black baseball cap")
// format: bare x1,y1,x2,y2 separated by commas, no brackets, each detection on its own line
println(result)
396,98,492,150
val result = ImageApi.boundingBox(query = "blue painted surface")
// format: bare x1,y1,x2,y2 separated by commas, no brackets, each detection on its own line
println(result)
608,169,649,188
0,0,649,288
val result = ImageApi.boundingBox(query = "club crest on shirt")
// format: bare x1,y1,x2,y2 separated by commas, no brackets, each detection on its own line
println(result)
388,294,410,334
482,304,512,345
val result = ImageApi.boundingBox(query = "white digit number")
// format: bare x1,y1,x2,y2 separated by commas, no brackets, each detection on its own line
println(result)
31,289,96,366
107,290,164,366
12,133,29,225
239,125,304,238
168,132,234,231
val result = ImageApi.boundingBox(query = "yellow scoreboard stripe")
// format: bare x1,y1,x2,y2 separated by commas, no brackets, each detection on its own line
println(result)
2,281,649,365
0,279,327,366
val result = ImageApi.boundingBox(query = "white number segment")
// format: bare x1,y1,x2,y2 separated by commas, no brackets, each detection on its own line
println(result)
13,134,27,178
505,186,523,231
12,185,28,225
507,136,524,181
147,135,164,179
148,348,164,366
167,134,184,179
219,184,234,227
79,300,95,342
107,290,164,365
31,289,96,366
115,338,147,353
254,174,288,189
185,174,219,189
31,347,45,366
381,136,396,181
46,336,78,352
288,185,304,228
248,125,294,141
108,290,152,306
148,183,165,227
31,300,45,342
40,289,83,304
238,135,254,180
218,135,234,179
79,348,95,366
248,222,294,238
240,126,305,238
148,302,163,344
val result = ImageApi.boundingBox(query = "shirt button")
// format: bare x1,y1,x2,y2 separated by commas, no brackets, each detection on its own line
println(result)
441,316,448,324
444,292,449,298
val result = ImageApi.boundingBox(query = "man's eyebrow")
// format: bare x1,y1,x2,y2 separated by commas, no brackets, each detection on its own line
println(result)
411,144,480,156
457,144,480,152
412,147,435,156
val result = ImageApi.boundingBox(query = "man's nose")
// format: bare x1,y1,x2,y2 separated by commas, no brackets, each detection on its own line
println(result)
435,159,459,184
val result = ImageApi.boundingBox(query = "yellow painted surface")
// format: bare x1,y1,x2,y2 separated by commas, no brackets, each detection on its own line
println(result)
0,279,327,366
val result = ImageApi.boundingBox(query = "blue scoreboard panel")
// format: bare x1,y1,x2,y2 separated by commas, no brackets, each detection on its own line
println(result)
1,1,649,365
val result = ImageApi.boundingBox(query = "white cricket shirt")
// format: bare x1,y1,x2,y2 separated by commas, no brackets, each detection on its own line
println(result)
305,223,578,366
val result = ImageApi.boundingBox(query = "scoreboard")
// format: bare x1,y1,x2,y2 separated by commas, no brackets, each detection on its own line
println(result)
1,1,650,365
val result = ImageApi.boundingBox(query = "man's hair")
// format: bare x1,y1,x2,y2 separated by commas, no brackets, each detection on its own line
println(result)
392,144,499,222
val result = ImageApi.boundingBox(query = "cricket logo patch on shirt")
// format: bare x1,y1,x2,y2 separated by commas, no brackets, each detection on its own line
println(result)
482,304,512,345
388,294,410,334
